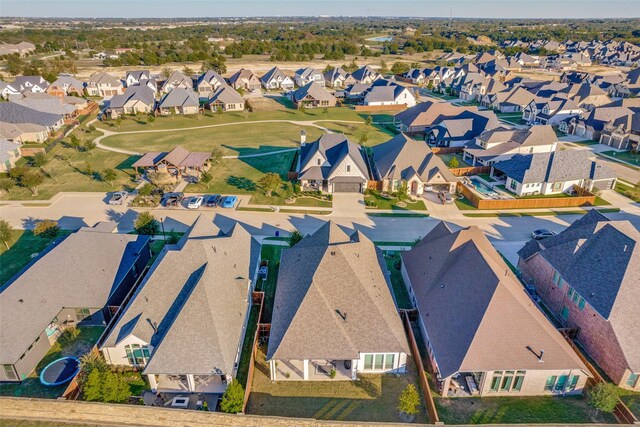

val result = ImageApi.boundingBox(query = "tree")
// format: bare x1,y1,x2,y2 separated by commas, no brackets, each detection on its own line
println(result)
84,140,97,156
33,220,60,239
396,182,409,202
379,59,389,74
391,61,410,75
32,152,49,171
69,134,81,151
161,67,172,79
182,65,194,76
148,115,156,126
45,168,59,184
448,157,460,168
102,168,117,186
83,368,104,402
0,219,13,249
220,379,244,414
359,132,369,146
0,177,15,194
101,371,131,403
200,170,212,189
258,173,282,196
288,229,304,247
210,148,223,163
21,172,44,196
85,162,95,179
365,115,373,127
397,384,421,416
134,212,160,235
589,383,619,415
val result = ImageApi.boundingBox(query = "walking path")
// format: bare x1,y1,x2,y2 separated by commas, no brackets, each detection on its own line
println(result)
89,118,363,156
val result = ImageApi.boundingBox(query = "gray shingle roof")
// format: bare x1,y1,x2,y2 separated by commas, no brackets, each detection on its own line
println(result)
267,222,409,361
517,211,640,371
208,85,244,105
159,88,199,109
401,223,589,377
102,217,260,376
0,227,149,365
0,102,63,127
298,134,367,181
492,150,615,184
372,133,457,183
293,82,336,103
109,86,156,109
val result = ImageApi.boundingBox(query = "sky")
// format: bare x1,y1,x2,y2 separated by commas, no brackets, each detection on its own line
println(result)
1,0,639,19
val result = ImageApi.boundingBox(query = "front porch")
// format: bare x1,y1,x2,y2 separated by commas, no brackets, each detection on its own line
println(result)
270,359,356,381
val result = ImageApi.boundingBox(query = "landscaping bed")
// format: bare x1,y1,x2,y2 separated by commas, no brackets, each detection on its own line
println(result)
364,190,427,211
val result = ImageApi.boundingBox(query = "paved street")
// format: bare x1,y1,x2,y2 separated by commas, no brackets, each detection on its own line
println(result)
559,139,639,184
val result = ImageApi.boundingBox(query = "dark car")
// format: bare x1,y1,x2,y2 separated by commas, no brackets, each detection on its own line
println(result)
165,192,184,207
531,229,556,240
205,194,222,207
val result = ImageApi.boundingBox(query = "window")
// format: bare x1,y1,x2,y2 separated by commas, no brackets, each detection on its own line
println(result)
567,288,574,299
553,182,562,190
552,271,565,289
501,371,514,391
568,375,580,391
384,354,395,370
513,371,526,391
627,373,639,388
75,308,91,322
364,354,373,370
560,306,570,320
544,375,557,391
578,297,586,310
317,159,321,166
125,344,150,366
490,371,503,391
3,365,17,381
510,179,517,190
346,165,351,172
374,354,384,370
554,375,568,391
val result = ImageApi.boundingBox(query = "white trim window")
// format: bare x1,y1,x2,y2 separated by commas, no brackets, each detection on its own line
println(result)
362,353,395,371
125,344,150,366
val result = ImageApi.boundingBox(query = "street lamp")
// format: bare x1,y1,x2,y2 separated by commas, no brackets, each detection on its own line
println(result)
160,216,166,241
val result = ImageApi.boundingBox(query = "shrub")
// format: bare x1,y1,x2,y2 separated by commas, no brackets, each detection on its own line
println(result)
329,369,337,379
397,383,421,416
0,219,13,249
288,229,304,247
220,379,244,413
292,181,301,194
138,183,155,196
448,157,460,168
0,177,15,194
589,382,619,415
33,220,60,239
59,326,80,346
134,212,160,235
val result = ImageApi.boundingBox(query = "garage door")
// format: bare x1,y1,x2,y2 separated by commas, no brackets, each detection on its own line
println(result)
334,183,361,193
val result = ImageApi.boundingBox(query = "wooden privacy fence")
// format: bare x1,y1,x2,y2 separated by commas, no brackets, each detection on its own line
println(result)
400,310,441,425
560,331,639,425
430,147,463,155
242,291,266,413
457,182,597,209
353,104,408,112
450,166,491,177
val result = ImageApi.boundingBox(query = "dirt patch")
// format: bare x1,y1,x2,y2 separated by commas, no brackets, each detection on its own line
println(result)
247,96,285,112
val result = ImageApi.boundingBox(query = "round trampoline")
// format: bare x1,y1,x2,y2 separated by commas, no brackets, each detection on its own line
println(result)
39,356,80,386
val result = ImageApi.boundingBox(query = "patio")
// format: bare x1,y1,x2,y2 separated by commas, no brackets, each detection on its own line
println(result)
445,372,483,397
153,373,228,394
273,359,354,381
142,390,221,411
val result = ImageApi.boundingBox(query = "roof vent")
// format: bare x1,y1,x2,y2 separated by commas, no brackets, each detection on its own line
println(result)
623,245,627,252
440,284,444,288
18,299,23,303
331,251,336,256
335,309,347,321
212,246,217,253
538,349,545,362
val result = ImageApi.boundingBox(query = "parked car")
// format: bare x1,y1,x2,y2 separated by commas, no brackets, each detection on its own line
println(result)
222,195,238,208
205,194,222,207
165,192,184,207
438,191,454,204
108,191,128,205
187,196,204,209
531,229,556,240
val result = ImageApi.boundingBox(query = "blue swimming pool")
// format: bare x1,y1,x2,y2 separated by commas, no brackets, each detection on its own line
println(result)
469,178,495,196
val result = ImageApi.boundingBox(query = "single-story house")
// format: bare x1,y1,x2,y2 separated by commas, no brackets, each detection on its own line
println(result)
371,133,457,195
291,82,336,109
196,70,226,99
107,86,156,118
297,133,368,193
0,102,64,143
517,210,639,390
267,222,410,381
0,223,151,382
491,149,616,196
10,76,50,94
207,85,245,112
157,88,199,115
101,217,260,395
401,222,591,397
47,75,85,98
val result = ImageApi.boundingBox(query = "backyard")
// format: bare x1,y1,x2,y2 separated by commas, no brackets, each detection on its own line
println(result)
434,395,616,424
247,348,428,423
0,326,105,399
0,230,72,286
255,243,284,323
436,152,471,168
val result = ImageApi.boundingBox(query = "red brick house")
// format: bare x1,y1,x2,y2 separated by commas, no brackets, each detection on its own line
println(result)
517,210,640,390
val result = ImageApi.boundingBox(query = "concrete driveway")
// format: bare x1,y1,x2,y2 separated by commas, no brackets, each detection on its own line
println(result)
330,193,366,218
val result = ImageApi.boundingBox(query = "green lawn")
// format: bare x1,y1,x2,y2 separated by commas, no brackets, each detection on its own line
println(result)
383,252,413,309
364,190,427,211
0,230,72,286
619,389,640,418
95,107,369,133
601,150,640,167
101,122,325,156
615,182,640,202
247,348,428,424
256,244,284,323
437,153,471,168
322,120,396,147
435,395,615,424
455,196,477,210
0,326,104,399
236,304,260,388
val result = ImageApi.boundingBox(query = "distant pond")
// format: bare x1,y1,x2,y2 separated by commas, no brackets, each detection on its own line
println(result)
366,36,393,42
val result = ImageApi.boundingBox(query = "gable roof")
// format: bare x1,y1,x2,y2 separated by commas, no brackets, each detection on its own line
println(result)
293,82,336,102
298,134,367,181
492,149,615,184
1,227,149,365
401,223,589,377
159,88,199,108
228,68,258,85
0,102,63,127
102,217,260,376
517,211,640,371
394,101,473,127
87,72,121,87
208,85,244,104
260,67,290,84
372,133,457,183
109,86,156,109
267,222,409,360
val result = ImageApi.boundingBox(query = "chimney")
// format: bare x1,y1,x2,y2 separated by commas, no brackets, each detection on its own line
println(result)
300,130,306,146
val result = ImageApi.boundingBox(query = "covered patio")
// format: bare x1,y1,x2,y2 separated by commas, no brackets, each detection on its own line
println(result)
270,359,356,381
148,373,228,394
142,389,221,411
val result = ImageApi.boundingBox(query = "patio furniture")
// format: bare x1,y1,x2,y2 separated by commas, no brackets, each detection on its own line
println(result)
196,400,203,410
465,375,479,395
171,396,189,408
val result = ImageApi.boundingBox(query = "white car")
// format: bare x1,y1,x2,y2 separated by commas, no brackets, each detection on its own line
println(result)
187,196,204,209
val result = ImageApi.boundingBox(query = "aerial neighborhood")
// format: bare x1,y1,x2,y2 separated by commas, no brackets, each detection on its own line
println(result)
0,13,639,427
